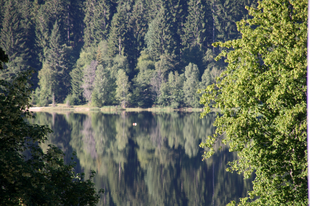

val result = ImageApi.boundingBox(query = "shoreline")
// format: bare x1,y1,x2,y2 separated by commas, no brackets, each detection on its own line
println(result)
28,105,204,113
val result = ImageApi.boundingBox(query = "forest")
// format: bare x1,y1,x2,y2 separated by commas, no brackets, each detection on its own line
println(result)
0,0,256,108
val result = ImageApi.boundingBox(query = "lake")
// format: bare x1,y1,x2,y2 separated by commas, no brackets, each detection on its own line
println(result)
32,111,252,206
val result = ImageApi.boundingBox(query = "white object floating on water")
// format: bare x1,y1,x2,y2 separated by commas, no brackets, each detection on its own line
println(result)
133,123,137,126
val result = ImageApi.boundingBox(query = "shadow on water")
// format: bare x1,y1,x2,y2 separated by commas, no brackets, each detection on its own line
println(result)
32,111,253,206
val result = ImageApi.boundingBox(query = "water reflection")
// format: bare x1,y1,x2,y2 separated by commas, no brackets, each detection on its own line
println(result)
32,112,252,206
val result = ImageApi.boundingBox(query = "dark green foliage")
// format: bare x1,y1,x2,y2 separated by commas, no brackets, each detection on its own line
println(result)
0,47,8,70
83,0,112,48
181,0,210,76
1,0,256,107
144,3,177,61
0,0,32,79
0,49,102,205
37,20,70,105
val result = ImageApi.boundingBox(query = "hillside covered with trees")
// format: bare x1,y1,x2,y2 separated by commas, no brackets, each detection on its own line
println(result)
0,0,256,108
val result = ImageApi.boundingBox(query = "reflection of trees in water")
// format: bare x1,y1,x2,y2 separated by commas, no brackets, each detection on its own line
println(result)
81,116,97,159
35,112,252,205
150,122,163,148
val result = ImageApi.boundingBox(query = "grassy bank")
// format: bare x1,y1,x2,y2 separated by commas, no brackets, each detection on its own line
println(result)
29,104,204,113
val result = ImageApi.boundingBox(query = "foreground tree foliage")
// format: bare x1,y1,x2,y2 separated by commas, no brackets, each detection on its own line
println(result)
0,50,102,205
200,0,307,205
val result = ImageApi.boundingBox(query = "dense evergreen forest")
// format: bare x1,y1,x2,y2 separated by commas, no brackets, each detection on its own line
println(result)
0,0,256,108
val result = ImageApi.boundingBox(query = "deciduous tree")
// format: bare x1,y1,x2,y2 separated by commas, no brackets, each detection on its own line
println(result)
200,0,307,205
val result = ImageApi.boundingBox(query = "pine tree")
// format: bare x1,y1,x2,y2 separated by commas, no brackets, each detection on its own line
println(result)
44,20,69,103
107,0,133,57
182,0,207,49
83,0,112,48
0,0,32,79
144,3,177,61
126,0,150,78
181,0,210,75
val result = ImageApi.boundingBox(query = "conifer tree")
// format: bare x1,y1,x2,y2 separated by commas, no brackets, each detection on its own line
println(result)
168,71,184,108
182,0,207,49
126,0,150,78
44,20,69,104
110,54,129,79
0,0,31,79
144,2,178,62
107,0,133,57
83,0,112,48
35,6,50,63
182,0,210,75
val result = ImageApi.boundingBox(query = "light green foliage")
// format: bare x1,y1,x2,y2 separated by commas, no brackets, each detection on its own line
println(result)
92,41,115,106
200,0,307,205
110,54,130,79
116,69,131,107
158,71,184,108
37,62,53,106
183,63,201,108
131,51,155,107
70,46,96,104
82,60,98,103
92,64,115,107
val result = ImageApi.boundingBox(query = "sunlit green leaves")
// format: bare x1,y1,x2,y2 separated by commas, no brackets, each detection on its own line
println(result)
200,0,307,205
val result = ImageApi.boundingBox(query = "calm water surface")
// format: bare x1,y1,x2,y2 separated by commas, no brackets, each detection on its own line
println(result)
33,111,252,206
